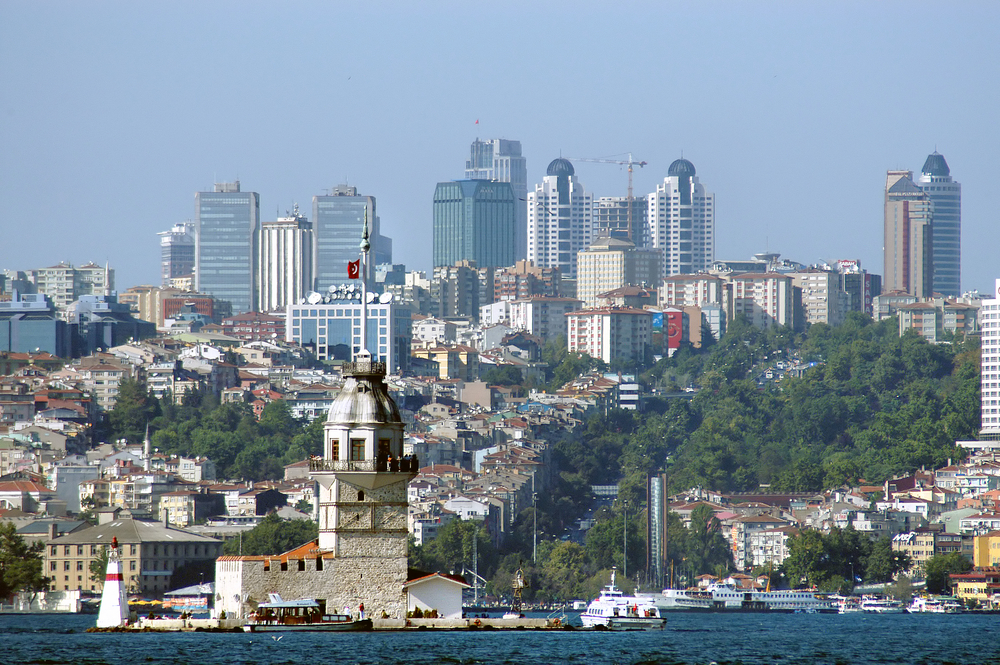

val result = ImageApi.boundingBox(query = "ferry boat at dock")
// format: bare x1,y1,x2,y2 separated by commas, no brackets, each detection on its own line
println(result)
644,582,836,613
580,569,666,630
242,595,372,632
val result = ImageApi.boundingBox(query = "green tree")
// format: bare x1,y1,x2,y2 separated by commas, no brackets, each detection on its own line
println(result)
923,552,972,594
0,523,47,599
108,378,160,443
222,514,318,556
482,365,523,386
89,545,110,587
864,536,911,583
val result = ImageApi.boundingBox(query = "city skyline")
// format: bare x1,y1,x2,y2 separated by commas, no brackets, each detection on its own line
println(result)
2,4,998,293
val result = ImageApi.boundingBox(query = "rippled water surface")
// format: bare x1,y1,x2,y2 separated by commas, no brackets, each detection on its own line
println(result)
3,611,1000,664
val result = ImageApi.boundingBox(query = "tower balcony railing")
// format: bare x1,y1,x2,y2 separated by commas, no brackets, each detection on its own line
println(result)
342,360,387,376
310,459,377,473
309,455,419,473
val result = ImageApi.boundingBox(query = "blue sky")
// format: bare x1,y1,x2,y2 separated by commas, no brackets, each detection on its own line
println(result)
2,2,998,294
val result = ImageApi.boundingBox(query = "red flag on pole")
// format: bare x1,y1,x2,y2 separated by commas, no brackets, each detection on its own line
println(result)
348,260,360,279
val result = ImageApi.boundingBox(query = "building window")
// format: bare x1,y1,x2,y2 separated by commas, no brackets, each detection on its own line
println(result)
350,439,365,461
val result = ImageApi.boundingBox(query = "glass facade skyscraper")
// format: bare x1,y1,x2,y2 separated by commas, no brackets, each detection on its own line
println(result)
465,139,527,260
917,151,961,297
312,185,379,291
195,181,260,315
433,180,516,268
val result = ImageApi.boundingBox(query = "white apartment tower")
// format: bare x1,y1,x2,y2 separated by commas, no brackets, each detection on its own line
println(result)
648,158,715,277
257,204,313,313
527,158,592,280
982,279,1000,439
465,138,528,260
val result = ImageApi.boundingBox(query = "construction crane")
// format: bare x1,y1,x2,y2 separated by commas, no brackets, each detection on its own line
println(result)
568,153,647,243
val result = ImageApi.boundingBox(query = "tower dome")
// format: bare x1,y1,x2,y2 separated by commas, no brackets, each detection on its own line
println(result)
921,151,950,177
546,158,575,177
668,158,696,177
326,362,401,425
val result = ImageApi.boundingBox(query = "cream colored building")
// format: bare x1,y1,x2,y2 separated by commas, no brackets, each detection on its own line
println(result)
576,237,660,308
45,510,223,595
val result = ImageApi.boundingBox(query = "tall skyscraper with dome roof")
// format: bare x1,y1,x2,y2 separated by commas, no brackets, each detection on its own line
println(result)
917,151,961,296
647,158,715,278
526,158,592,280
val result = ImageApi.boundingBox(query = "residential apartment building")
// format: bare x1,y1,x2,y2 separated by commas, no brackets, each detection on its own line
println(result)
647,158,714,277
566,307,652,364
509,296,582,342
221,312,285,342
728,273,796,330
195,181,260,316
526,158,592,280
788,269,848,326
431,262,493,321
30,262,114,311
493,260,561,302
576,237,661,308
982,279,1000,439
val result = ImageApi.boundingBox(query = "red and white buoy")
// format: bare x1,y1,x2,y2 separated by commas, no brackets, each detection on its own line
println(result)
96,536,129,628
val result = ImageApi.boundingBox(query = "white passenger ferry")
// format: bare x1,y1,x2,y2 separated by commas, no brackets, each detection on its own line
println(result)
646,582,835,613
580,569,667,630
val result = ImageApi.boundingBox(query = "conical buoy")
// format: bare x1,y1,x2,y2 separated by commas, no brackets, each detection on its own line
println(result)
96,536,130,628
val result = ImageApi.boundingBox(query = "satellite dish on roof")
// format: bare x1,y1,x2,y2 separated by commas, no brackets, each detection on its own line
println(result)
327,285,338,293
379,292,394,304
306,292,322,305
366,291,377,303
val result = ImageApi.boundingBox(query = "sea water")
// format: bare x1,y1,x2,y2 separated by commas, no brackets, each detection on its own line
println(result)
3,611,1000,665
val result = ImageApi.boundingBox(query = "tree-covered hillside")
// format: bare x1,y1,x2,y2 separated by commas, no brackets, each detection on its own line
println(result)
555,313,979,498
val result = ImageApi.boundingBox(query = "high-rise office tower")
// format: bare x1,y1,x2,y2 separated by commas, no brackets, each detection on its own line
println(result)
981,279,1000,439
527,158,593,280
257,204,313,313
883,170,933,298
465,139,527,260
312,185,383,291
157,222,195,287
433,180,515,268
917,151,961,296
593,196,648,247
647,158,715,277
195,181,260,315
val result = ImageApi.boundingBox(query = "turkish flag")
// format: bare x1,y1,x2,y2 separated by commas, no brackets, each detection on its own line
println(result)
348,260,360,279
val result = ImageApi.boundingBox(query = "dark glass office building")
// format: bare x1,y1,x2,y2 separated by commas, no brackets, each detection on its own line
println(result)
433,180,515,268
917,151,962,296
195,181,260,315
312,185,380,291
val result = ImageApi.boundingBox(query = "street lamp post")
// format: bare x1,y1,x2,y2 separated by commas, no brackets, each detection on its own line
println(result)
623,500,628,580
532,492,538,563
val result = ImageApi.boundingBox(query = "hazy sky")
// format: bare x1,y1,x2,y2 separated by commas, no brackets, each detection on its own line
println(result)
2,2,998,294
